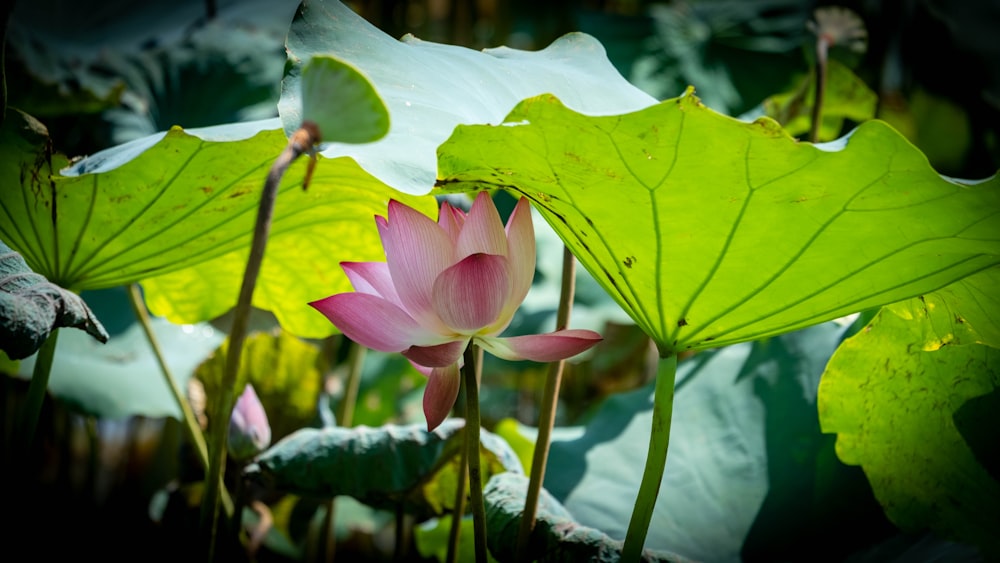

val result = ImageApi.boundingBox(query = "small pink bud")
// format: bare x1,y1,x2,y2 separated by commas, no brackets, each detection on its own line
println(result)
228,383,271,461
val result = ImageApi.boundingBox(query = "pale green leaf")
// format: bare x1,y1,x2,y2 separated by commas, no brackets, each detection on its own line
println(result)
537,321,872,562
436,92,1000,355
818,270,1000,556
300,55,389,144
14,288,224,420
278,0,656,195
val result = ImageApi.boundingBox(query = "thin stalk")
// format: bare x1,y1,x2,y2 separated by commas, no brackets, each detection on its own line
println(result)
394,503,406,561
445,437,469,563
809,34,831,143
320,501,336,563
199,123,320,561
18,329,59,450
1,0,12,127
620,354,678,562
514,246,576,561
336,340,366,426
462,343,487,563
321,340,367,563
126,284,233,517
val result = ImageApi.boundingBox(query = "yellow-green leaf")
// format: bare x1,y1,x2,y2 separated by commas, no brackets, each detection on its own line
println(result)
0,110,435,339
818,268,1000,556
436,92,1000,355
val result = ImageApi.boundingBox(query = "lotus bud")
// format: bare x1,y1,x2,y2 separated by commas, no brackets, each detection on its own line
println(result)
228,383,271,461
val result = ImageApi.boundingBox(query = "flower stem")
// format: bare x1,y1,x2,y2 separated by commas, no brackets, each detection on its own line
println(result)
809,34,831,143
445,436,469,563
515,246,576,561
320,339,367,563
17,329,59,451
126,284,233,517
462,343,487,563
199,123,320,560
621,353,678,562
336,340,366,426
0,0,10,128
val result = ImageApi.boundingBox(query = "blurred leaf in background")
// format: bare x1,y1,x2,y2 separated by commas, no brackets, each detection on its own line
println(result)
762,58,877,141
11,287,222,420
5,0,296,155
195,330,326,442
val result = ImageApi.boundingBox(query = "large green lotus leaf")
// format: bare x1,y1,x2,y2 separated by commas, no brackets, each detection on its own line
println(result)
818,269,1000,556
484,472,689,562
436,92,1000,355
278,0,657,196
537,320,894,562
12,287,224,420
0,109,435,338
244,420,522,520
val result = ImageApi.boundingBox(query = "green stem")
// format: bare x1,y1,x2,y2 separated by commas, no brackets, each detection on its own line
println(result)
445,434,469,563
515,246,576,561
462,343,488,563
126,284,233,517
620,354,678,562
394,503,407,561
1,0,12,127
809,34,830,144
321,339,367,563
336,340,366,426
199,123,319,561
18,329,59,450
319,500,336,563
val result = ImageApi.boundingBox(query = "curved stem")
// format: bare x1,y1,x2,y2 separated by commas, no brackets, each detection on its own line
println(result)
809,35,830,143
199,123,319,560
462,343,487,563
18,329,59,450
126,284,233,517
515,246,576,561
621,354,678,562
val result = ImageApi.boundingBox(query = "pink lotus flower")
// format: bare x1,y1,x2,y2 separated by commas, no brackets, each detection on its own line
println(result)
310,192,602,430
